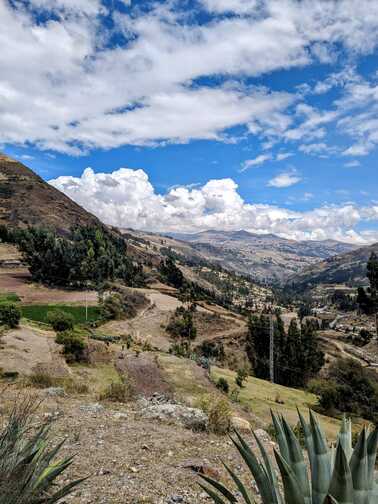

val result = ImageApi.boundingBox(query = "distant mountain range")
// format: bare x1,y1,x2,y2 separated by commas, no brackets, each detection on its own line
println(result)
167,230,358,283
0,153,372,288
286,241,378,290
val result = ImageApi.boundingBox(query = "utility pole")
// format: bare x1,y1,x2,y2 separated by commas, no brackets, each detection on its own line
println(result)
269,313,274,383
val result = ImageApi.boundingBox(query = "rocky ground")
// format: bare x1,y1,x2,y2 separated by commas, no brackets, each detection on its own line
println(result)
0,386,272,504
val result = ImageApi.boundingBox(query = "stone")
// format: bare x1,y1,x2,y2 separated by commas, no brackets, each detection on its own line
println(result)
230,416,251,432
45,387,65,397
140,403,208,431
254,428,271,443
79,403,104,414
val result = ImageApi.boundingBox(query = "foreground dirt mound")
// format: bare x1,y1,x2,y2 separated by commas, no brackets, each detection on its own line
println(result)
118,353,173,398
0,325,70,377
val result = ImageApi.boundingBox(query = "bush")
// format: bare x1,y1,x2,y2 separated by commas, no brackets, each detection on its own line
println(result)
55,331,86,362
316,359,378,422
235,367,248,388
0,303,21,327
47,309,75,332
99,379,132,402
29,372,56,388
166,306,197,340
216,377,229,394
198,394,232,434
100,289,147,320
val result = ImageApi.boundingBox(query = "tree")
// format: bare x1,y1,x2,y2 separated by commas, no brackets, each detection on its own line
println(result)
46,310,74,332
0,303,21,328
235,368,248,388
367,251,378,338
246,314,324,388
159,257,184,289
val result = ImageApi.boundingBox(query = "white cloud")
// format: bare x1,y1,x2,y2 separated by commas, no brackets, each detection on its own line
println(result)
49,166,378,243
240,153,272,171
267,170,302,188
276,152,293,161
344,160,361,167
2,1,378,153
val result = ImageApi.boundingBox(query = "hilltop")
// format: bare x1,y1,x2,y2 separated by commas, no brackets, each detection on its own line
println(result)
0,153,101,234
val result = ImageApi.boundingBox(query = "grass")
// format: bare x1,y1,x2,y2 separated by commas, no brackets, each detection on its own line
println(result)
0,292,21,304
210,366,355,439
21,304,102,325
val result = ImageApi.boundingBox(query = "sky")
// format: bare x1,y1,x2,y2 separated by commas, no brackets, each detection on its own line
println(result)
1,0,378,244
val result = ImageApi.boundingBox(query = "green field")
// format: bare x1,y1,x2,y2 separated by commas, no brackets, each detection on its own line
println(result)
21,304,102,325
0,292,21,304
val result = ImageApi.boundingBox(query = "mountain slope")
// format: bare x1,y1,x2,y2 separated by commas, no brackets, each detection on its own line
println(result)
286,241,378,290
168,230,357,283
0,153,101,234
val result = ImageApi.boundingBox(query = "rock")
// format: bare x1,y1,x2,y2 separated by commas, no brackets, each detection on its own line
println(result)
79,403,104,414
113,412,128,420
181,459,221,480
168,496,184,503
140,403,208,431
254,428,271,443
231,416,251,432
45,387,65,397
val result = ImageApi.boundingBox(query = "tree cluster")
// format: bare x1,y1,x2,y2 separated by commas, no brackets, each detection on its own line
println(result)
3,225,145,288
246,313,324,388
314,358,378,423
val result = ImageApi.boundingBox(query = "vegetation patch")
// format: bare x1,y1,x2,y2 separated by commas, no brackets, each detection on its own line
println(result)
21,304,102,325
0,292,20,304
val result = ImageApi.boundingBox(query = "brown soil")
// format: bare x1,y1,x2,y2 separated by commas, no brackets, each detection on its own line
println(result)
0,324,70,377
0,267,97,304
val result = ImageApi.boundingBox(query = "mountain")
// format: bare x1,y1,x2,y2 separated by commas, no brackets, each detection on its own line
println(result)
167,230,357,283
0,153,101,234
286,241,378,291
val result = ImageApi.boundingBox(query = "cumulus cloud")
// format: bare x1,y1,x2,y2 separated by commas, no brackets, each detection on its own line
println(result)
49,166,378,243
2,0,378,153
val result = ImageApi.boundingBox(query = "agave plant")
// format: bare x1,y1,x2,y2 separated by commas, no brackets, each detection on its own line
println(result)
199,410,378,504
0,397,86,503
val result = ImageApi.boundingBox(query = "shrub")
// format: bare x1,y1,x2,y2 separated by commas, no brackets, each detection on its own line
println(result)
166,306,197,340
216,377,229,394
198,394,231,435
29,371,56,388
99,379,132,402
235,367,248,388
0,303,21,328
47,309,74,332
199,411,378,503
100,289,147,320
55,330,86,362
0,397,85,502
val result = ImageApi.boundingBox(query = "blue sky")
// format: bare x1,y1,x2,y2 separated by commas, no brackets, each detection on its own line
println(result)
2,0,378,243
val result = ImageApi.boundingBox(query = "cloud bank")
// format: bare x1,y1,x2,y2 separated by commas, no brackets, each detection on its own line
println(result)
2,0,378,155
50,167,378,244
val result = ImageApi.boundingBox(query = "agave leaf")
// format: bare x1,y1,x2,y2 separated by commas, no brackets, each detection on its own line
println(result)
274,449,305,504
328,443,353,504
199,473,237,503
199,483,229,504
281,417,311,504
324,496,340,504
350,428,369,504
253,432,282,504
231,431,275,503
271,411,290,463
366,428,378,493
297,409,315,473
337,417,353,463
223,462,255,504
44,476,89,504
309,410,332,504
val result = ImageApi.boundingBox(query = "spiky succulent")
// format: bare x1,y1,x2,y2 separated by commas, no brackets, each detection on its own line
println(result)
199,410,378,504
0,397,86,503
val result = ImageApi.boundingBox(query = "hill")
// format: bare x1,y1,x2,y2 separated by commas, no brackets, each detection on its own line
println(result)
168,229,357,283
0,153,101,234
286,241,378,291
